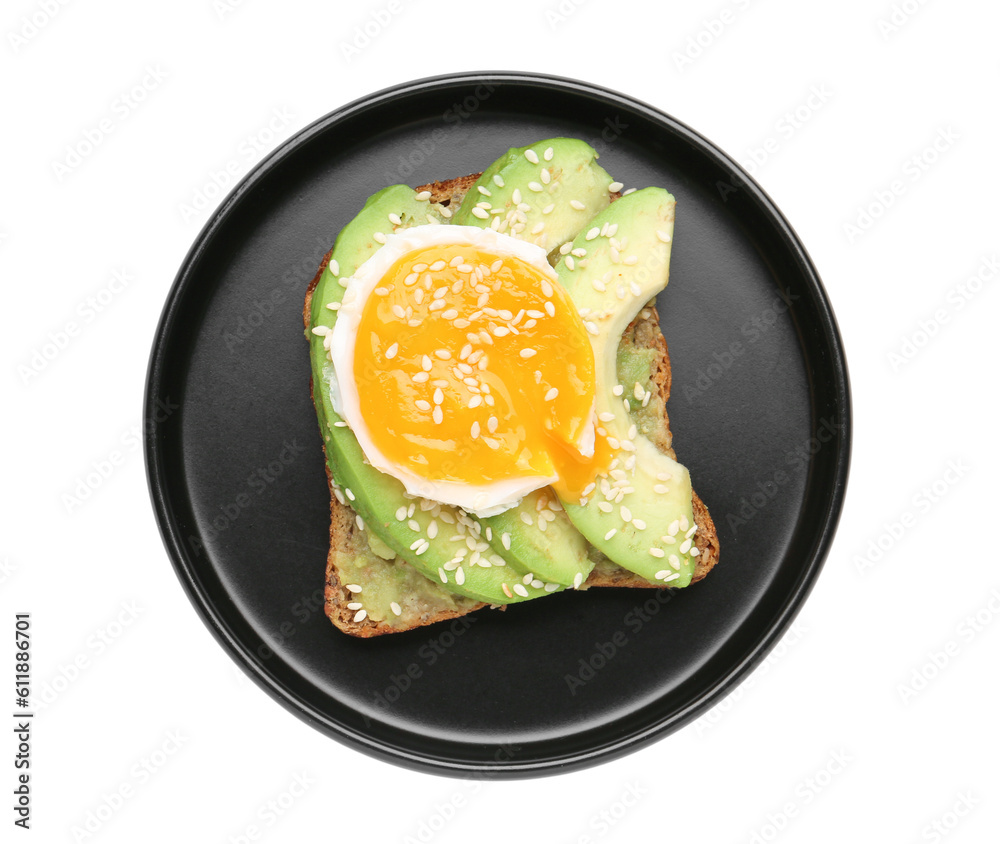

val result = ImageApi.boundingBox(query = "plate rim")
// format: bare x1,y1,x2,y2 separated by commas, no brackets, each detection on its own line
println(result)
144,70,852,778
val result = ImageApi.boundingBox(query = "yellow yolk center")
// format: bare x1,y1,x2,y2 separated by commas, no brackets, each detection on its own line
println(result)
353,244,599,497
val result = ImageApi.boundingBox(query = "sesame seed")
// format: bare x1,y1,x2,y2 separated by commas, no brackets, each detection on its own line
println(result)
388,212,402,226
432,406,443,424
311,325,330,336
354,609,367,622
492,174,505,188
455,567,466,586
630,281,642,296
355,514,365,530
512,188,522,204
654,484,670,495
439,206,453,218
679,538,693,554
430,260,446,271
544,387,559,401
390,602,402,616
573,572,583,589
470,421,480,439
668,520,680,536
471,207,489,219
528,181,543,192
531,222,545,234
680,515,690,531
565,256,576,270
621,506,632,522
325,302,341,311
490,259,503,273
543,147,554,161
541,279,553,297
609,181,624,192
345,584,362,593
502,583,513,598
634,382,645,400
421,355,432,371
544,301,556,318
477,185,491,196
345,488,355,501
598,502,612,513
570,200,586,210
347,601,362,610
650,548,665,558
542,203,555,215
415,190,432,201
520,348,537,359
373,232,387,244
487,416,498,433
511,583,528,598
656,229,672,243
384,342,399,360
520,512,533,526
493,326,510,337
604,528,617,541
624,255,638,265
415,399,431,411
416,541,430,556
633,519,647,530
412,372,429,383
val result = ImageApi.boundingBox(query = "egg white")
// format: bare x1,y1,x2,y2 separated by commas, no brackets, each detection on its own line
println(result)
329,224,595,517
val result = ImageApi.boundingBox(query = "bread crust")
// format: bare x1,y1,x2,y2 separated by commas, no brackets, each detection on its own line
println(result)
304,173,719,636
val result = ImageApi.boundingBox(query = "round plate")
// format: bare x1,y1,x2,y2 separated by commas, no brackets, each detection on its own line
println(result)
145,72,850,778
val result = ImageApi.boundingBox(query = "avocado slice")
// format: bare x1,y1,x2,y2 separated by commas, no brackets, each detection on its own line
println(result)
552,188,700,587
452,138,615,253
307,185,555,605
481,489,591,588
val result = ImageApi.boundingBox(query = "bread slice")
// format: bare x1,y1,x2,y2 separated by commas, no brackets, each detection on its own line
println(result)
304,174,719,637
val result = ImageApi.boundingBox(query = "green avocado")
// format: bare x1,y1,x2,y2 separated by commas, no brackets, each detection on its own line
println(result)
552,188,700,587
481,489,591,588
307,185,556,605
452,138,614,254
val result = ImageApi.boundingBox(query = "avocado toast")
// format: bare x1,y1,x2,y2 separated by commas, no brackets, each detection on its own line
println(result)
304,139,719,637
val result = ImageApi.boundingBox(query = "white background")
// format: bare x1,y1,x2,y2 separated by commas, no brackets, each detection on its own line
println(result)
3,0,998,841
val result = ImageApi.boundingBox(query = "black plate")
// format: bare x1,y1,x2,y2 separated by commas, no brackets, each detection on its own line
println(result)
145,72,850,778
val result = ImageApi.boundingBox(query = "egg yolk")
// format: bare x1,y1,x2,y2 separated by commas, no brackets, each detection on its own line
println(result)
353,244,602,498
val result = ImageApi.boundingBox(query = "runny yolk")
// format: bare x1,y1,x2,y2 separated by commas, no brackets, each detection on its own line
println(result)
353,244,604,498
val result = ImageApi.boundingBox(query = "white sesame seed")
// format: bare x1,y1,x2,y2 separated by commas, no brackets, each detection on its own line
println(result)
471,207,489,219
679,538,693,554
432,388,444,404
523,148,540,164
345,488,355,501
311,325,330,336
416,541,430,556
570,199,586,210
621,506,632,522
492,173,505,188
353,609,367,622
512,188,522,204
543,146,554,161
544,301,556,318
654,484,670,495
355,514,365,530
390,602,402,616
609,181,624,192
383,342,399,360
650,548,665,558
415,190,432,201
542,203,555,215
531,222,545,235
528,181,543,192
598,502,612,513
519,348,537,359
520,512,533,526
415,400,431,412
668,520,680,536
487,416,498,433
373,232,387,244
565,256,576,270
512,583,529,598
656,229,672,243
347,601,363,611
345,584,362,593
544,387,559,401
573,572,583,589
633,519,647,530
432,406,443,424
477,185,491,196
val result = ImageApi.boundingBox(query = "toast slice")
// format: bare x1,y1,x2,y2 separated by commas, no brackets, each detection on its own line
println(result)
304,174,719,637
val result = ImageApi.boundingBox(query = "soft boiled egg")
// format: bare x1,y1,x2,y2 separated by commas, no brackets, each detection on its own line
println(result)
329,224,597,517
